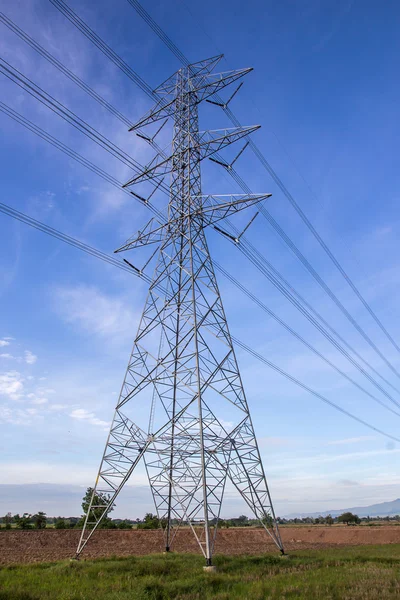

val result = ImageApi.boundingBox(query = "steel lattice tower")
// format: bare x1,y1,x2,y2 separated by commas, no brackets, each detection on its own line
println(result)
76,55,284,565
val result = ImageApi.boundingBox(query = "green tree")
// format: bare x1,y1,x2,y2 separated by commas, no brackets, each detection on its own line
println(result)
218,519,226,528
137,513,161,530
32,512,47,529
117,520,133,530
262,515,273,527
3,513,12,530
79,487,115,529
237,515,248,523
14,513,33,529
325,514,334,526
54,517,67,529
338,512,360,525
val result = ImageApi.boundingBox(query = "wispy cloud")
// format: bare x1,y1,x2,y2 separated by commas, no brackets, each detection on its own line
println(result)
31,398,48,405
258,436,295,448
70,407,109,429
53,284,138,342
327,436,377,446
266,447,400,473
24,350,38,365
0,371,24,400
48,403,68,411
0,340,10,348
0,405,34,426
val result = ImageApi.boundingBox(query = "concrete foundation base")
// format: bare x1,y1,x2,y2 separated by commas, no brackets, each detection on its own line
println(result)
279,554,290,559
203,565,217,573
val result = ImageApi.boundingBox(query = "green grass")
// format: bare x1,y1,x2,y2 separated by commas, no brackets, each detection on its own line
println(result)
1,545,400,599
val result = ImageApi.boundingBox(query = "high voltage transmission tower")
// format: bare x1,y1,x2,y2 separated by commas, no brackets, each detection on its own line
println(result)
76,55,284,566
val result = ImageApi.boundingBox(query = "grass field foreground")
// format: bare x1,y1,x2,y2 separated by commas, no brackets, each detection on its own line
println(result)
1,544,400,599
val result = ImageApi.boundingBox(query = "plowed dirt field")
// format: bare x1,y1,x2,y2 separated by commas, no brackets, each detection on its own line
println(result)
1,526,400,565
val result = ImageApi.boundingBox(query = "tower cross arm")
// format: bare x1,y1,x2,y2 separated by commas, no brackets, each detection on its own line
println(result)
128,63,252,131
122,152,171,187
195,194,272,226
114,194,271,254
128,96,175,132
153,55,224,96
122,126,260,188
192,67,253,102
114,217,166,253
198,126,260,160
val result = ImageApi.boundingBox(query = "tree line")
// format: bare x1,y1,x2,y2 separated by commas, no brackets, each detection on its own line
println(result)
1,488,398,530
276,513,400,525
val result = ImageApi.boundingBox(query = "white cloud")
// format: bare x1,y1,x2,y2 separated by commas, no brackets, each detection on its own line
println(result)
266,447,400,473
327,436,376,446
258,436,294,448
0,462,100,486
31,398,48,405
90,417,110,427
0,371,24,399
0,340,10,347
0,354,15,359
48,403,68,411
53,285,138,341
24,350,37,365
70,407,109,428
70,408,91,420
0,405,32,426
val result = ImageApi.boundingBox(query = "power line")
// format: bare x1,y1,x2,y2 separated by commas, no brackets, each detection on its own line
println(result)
44,0,400,386
208,148,400,382
0,11,132,128
0,101,134,193
125,0,400,357
0,75,400,410
225,216,400,397
0,10,170,169
2,4,398,546
214,259,400,415
2,11,398,400
211,162,400,395
1,94,398,440
235,241,400,408
0,99,167,225
0,201,147,279
3,98,400,413
126,0,189,67
0,59,152,179
1,200,399,447
231,335,400,445
218,163,400,381
2,97,399,427
48,0,155,100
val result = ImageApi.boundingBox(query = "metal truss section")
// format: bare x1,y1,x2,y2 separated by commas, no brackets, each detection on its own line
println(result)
122,126,260,187
115,194,271,254
129,59,250,133
77,55,284,565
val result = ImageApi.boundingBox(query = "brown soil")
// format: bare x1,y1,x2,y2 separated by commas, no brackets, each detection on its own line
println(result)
1,526,400,565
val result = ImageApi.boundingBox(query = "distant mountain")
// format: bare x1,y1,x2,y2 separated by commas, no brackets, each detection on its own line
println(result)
284,498,400,519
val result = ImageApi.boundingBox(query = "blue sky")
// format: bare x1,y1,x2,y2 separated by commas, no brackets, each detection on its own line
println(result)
0,0,400,519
